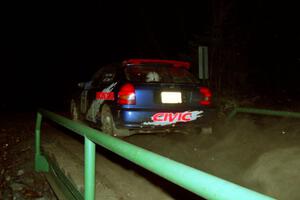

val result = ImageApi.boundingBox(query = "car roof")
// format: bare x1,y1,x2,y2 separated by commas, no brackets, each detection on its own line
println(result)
122,59,190,69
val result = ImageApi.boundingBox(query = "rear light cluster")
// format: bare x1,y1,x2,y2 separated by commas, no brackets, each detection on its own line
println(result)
118,83,136,105
199,87,212,106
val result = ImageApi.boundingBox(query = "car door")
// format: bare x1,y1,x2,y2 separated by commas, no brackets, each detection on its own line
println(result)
85,67,117,123
80,87,88,114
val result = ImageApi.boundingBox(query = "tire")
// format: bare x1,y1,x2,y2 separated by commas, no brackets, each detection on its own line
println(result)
101,105,131,137
70,99,79,121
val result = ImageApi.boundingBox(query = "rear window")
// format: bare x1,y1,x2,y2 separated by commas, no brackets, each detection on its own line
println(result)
125,66,199,84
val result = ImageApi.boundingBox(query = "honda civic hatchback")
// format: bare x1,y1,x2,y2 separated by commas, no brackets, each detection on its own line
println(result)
70,59,215,137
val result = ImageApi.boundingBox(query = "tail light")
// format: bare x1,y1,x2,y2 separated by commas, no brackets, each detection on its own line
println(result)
199,87,212,106
118,83,136,105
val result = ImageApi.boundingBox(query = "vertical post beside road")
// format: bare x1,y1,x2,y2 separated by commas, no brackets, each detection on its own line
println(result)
34,112,49,172
84,136,96,200
35,112,42,156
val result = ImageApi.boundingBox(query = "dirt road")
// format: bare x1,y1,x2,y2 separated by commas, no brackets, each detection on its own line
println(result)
42,115,300,200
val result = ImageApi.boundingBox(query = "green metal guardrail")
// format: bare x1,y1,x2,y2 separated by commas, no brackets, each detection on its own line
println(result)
45,154,84,200
228,107,300,120
35,108,276,200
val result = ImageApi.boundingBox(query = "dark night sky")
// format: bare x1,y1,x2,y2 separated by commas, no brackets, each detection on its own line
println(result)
1,1,299,111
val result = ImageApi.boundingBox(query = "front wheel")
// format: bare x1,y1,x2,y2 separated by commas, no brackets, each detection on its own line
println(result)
70,99,79,121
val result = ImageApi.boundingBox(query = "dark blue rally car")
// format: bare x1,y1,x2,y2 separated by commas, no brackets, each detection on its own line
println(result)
70,59,215,136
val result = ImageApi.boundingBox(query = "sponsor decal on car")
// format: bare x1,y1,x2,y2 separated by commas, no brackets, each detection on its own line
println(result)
142,110,203,126
96,92,114,100
86,82,117,122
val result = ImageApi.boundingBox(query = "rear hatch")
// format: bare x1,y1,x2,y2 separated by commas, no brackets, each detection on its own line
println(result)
133,82,202,109
124,64,210,108
118,65,212,126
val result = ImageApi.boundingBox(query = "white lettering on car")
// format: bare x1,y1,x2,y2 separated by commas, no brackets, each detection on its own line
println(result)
86,82,117,122
142,110,203,126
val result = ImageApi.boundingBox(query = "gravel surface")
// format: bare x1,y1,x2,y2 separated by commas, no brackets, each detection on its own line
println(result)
0,113,57,200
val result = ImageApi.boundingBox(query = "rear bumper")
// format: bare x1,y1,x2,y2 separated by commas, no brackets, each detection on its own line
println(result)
113,107,216,130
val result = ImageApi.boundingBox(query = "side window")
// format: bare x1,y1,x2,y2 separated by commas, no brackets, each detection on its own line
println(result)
101,72,115,83
91,68,104,87
92,67,116,87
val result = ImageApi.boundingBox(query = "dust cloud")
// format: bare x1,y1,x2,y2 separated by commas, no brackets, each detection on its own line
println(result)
127,116,300,199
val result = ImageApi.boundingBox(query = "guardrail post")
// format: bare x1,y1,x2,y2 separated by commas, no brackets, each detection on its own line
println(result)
35,112,49,172
84,136,96,200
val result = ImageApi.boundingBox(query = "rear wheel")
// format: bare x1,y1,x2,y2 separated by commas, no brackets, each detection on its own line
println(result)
101,105,114,135
70,99,79,121
101,105,131,137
